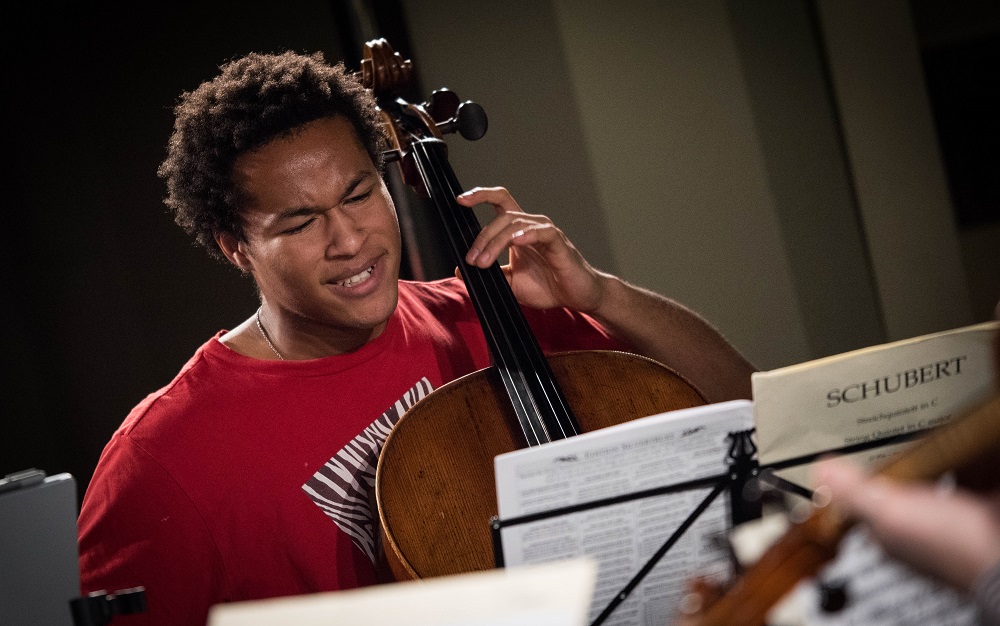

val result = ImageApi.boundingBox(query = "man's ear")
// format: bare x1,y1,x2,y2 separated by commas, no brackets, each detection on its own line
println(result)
216,231,254,273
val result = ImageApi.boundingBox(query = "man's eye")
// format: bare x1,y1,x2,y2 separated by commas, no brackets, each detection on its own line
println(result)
346,189,373,204
284,218,315,234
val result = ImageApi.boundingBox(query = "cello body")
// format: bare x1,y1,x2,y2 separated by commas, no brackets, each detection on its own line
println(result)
376,350,707,581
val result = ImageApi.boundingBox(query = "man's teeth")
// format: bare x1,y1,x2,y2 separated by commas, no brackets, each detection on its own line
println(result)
338,266,374,287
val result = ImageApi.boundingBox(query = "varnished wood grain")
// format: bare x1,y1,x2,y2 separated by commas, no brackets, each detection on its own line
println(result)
376,349,707,581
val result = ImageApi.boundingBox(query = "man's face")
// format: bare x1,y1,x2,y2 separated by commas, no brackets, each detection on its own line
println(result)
229,116,401,352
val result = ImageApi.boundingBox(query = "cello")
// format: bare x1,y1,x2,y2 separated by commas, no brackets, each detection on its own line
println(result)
358,39,710,582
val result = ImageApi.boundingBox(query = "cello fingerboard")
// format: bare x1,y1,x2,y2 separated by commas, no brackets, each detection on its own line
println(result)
412,137,580,446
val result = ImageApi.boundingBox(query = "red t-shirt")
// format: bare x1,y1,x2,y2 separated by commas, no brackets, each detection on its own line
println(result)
77,278,629,625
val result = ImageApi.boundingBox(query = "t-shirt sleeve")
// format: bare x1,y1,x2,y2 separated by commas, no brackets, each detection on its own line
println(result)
77,434,228,626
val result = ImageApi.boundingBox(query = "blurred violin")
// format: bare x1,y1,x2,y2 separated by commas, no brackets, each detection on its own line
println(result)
684,389,1000,626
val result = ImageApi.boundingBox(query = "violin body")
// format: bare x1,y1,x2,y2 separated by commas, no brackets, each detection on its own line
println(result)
689,391,1000,626
376,349,707,581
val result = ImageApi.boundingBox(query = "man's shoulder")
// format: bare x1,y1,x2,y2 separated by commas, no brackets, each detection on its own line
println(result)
117,334,228,435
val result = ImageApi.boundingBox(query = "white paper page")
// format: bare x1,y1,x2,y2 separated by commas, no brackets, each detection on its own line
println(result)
753,321,999,488
207,558,597,626
494,400,753,626
785,528,976,626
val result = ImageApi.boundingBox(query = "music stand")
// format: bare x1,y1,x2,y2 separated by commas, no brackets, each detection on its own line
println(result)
491,428,759,626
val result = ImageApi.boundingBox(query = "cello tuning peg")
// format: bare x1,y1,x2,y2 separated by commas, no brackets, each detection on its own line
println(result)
437,101,488,141
427,88,460,123
455,101,488,141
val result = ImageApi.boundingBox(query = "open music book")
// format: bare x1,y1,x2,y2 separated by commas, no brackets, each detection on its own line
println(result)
494,400,753,626
748,320,999,626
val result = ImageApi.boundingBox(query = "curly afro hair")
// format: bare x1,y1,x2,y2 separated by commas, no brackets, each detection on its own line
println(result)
157,50,386,261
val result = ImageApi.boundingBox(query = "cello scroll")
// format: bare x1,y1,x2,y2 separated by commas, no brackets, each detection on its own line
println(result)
359,37,487,196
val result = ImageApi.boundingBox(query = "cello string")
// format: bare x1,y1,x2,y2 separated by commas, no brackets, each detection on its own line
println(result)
430,145,579,440
417,139,580,441
416,142,538,419
430,144,578,438
412,139,550,445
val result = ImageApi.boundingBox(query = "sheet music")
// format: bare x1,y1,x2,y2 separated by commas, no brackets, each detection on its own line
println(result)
731,505,978,626
782,527,976,626
753,321,999,488
207,558,598,626
494,400,753,626
747,323,997,625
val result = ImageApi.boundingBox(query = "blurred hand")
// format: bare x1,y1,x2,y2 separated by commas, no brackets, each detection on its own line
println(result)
814,456,1000,592
670,576,726,626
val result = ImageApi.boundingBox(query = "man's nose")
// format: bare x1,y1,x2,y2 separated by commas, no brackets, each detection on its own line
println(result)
324,209,363,257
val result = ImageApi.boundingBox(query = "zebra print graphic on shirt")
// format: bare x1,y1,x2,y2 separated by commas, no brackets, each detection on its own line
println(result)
301,377,434,564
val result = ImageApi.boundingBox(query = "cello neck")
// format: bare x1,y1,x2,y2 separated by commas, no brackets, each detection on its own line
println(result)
357,37,580,447
410,137,580,446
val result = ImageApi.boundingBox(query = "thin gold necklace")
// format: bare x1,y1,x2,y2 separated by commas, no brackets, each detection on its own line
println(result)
255,306,285,360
